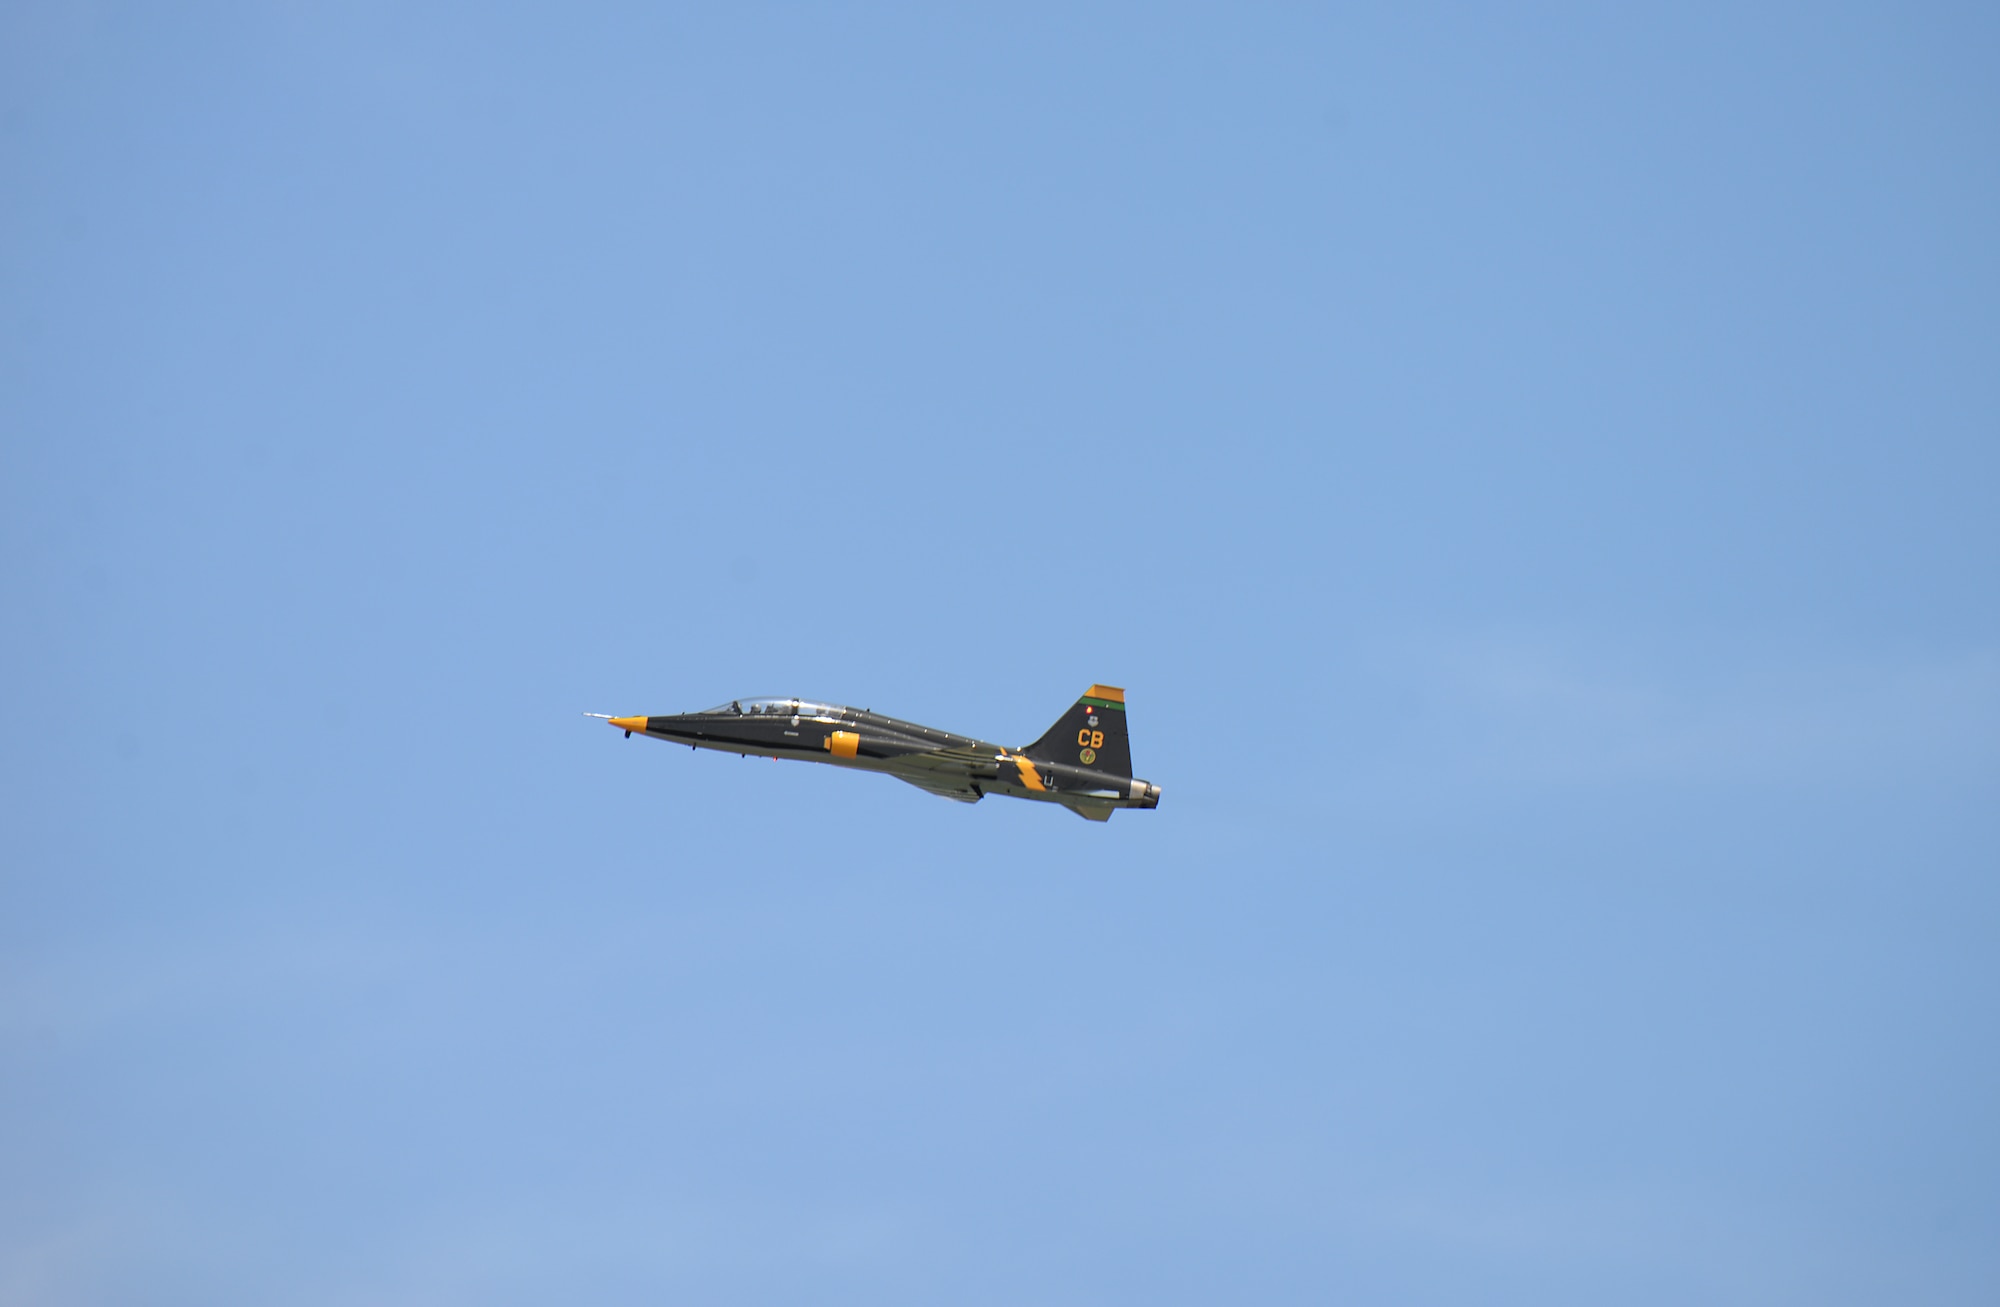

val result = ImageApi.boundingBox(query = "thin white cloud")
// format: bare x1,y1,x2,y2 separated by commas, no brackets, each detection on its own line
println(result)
1359,633,2000,794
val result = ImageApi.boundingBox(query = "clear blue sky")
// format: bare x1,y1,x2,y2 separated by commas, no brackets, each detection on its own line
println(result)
5,4,1997,1303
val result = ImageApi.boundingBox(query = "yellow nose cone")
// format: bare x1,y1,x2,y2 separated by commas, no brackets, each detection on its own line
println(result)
608,716,647,732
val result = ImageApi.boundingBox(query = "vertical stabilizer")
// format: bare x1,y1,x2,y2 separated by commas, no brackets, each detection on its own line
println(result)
1023,684,1133,777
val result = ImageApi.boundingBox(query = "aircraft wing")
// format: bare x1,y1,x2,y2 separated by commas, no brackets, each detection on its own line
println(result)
893,772,985,803
886,745,999,804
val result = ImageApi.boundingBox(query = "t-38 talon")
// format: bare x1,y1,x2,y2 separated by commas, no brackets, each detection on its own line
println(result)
588,685,1161,821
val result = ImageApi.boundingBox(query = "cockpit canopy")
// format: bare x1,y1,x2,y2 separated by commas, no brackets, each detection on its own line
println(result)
702,697,845,719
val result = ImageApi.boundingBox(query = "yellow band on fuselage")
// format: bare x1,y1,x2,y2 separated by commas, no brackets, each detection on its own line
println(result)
1014,756,1046,791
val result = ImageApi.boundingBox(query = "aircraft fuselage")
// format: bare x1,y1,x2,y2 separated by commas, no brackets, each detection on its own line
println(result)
598,688,1161,820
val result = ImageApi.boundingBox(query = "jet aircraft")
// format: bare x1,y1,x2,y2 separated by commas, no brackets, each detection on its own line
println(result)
590,685,1161,821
